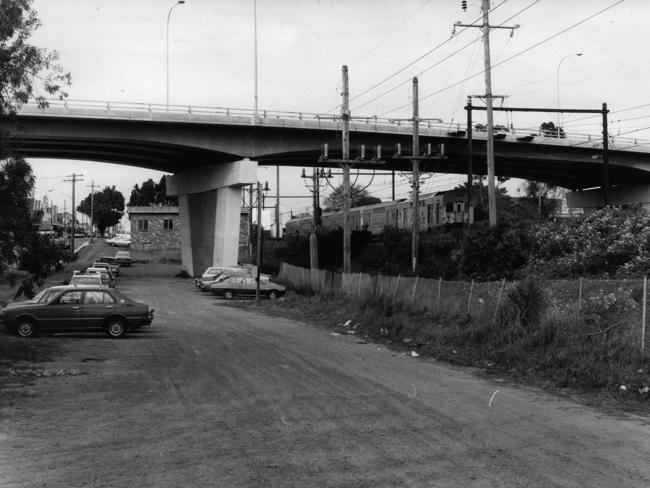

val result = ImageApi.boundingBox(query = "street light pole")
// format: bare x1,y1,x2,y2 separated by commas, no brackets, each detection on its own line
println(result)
556,53,583,137
253,0,259,119
166,0,185,110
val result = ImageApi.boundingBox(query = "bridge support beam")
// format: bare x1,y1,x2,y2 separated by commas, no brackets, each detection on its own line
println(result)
167,160,257,276
566,184,650,212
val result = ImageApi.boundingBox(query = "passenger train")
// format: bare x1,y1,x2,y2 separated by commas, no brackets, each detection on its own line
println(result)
285,189,474,237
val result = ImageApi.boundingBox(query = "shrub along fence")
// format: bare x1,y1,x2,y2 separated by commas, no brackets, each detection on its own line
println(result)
278,262,648,354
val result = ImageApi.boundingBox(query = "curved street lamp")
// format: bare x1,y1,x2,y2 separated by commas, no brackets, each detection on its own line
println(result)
556,52,583,137
166,0,186,110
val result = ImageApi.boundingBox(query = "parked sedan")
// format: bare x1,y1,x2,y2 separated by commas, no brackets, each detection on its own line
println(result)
95,257,120,276
209,274,285,299
0,285,154,338
195,266,253,290
115,251,132,266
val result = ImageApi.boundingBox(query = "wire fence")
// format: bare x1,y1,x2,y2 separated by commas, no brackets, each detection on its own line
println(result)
279,263,648,354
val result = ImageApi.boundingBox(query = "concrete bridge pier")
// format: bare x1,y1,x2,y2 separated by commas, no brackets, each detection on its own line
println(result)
166,160,257,276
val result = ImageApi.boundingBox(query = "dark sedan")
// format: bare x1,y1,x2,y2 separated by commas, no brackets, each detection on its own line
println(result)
0,285,154,338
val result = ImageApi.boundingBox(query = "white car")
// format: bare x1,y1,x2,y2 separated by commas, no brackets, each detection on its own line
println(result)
106,234,131,247
69,274,105,288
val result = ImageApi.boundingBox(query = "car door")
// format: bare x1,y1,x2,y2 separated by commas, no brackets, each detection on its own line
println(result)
241,277,257,296
38,290,83,331
80,290,117,329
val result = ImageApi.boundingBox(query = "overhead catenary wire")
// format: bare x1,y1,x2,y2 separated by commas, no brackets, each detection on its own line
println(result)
358,0,540,115
320,0,510,115
348,0,433,67
379,0,625,117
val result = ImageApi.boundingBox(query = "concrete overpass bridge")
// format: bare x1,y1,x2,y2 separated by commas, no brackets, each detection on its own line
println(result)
4,99,650,275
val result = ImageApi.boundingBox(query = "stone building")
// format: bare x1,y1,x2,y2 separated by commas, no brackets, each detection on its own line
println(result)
127,205,251,262
127,206,182,252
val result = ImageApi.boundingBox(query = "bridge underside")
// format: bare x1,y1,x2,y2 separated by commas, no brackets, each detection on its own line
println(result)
6,111,650,274
5,114,650,190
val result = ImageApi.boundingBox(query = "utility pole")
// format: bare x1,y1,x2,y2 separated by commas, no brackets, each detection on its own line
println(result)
64,173,83,253
602,102,610,206
455,0,519,227
411,78,420,273
390,78,446,273
275,166,280,238
341,65,352,273
248,185,254,261
87,181,95,242
466,96,473,227
255,182,262,302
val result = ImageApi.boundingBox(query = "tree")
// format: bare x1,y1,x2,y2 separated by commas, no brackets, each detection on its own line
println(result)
0,2,71,284
539,121,565,138
77,186,125,237
323,184,381,211
128,175,177,206
0,1,71,117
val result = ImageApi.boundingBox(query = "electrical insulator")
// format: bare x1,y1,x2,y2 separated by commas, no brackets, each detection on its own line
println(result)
510,28,514,38
396,142,402,156
461,0,467,11
360,144,365,159
301,168,306,178
376,145,382,159
322,143,329,159
451,25,456,36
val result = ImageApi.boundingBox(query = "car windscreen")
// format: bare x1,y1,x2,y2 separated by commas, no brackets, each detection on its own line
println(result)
31,288,59,304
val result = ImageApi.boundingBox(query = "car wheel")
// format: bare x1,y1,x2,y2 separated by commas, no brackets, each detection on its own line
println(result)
223,290,234,300
268,291,278,300
15,318,37,338
105,317,126,338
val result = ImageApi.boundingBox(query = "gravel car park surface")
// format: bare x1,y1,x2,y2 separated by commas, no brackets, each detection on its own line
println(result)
1,244,650,487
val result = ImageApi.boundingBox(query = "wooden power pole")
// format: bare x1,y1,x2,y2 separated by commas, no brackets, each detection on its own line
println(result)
455,0,519,227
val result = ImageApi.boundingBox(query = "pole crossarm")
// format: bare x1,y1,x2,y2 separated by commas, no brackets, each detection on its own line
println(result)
467,105,608,114
454,21,520,30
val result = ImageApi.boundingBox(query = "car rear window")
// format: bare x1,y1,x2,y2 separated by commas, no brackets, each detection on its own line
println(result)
71,277,101,286
84,291,116,304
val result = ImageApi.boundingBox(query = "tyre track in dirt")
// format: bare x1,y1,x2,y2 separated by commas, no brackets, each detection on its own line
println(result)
1,261,650,487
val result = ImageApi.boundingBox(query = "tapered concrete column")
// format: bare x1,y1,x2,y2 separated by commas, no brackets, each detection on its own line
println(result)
213,186,244,268
167,160,257,276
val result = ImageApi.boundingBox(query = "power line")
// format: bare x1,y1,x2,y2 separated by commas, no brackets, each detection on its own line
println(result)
380,0,624,117
320,0,510,115
368,0,539,115
348,0,433,67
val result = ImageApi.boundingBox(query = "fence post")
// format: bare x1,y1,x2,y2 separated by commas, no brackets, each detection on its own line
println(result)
493,279,506,324
642,276,647,355
437,278,442,314
578,277,583,312
392,275,401,304
467,279,475,314
410,276,419,305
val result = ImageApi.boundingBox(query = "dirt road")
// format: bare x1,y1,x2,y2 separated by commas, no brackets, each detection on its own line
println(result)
1,251,650,487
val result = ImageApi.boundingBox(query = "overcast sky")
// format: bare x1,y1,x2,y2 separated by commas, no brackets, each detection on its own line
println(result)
26,0,643,225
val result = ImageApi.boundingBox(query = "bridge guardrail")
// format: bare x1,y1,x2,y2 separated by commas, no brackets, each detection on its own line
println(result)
16,99,650,152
